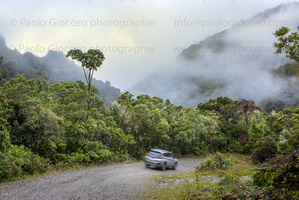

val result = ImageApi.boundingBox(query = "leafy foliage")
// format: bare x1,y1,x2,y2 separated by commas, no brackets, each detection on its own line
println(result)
0,93,11,153
0,145,48,182
0,75,127,181
66,49,105,95
0,38,120,107
1,72,299,185
196,152,234,171
274,26,299,63
1,26,299,191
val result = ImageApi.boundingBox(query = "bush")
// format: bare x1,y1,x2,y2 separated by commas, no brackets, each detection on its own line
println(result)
0,153,19,182
65,151,91,164
196,152,234,171
11,145,49,174
252,136,277,163
271,152,299,190
250,151,299,199
252,169,274,187
59,148,115,166
0,145,49,182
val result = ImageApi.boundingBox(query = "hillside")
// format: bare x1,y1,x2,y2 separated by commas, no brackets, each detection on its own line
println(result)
130,2,299,109
0,36,120,107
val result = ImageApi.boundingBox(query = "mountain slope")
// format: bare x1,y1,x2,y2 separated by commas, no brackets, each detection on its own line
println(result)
0,36,120,107
130,2,299,108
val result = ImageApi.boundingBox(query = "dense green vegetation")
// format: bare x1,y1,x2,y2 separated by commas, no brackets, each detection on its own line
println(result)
0,27,299,200
0,36,120,107
196,152,235,171
141,26,299,199
1,73,298,182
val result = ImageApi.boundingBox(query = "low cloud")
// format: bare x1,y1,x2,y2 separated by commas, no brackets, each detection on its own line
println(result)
130,2,299,107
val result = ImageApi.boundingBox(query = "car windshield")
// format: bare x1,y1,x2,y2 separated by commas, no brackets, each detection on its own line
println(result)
148,151,161,157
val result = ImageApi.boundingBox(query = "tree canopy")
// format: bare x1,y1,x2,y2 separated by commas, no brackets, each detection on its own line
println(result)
1,28,299,185
66,49,105,93
274,26,299,63
66,49,106,110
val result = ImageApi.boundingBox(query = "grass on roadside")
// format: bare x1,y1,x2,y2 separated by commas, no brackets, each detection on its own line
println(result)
140,153,255,200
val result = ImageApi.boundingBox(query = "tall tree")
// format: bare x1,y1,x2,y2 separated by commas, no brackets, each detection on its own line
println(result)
66,49,105,110
274,26,299,63
237,99,260,125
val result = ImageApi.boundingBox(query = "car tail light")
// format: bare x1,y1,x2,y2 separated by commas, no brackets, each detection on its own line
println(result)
156,156,163,159
145,153,150,156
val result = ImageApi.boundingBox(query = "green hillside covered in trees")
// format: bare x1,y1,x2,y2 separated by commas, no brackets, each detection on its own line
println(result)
0,26,299,198
0,36,120,107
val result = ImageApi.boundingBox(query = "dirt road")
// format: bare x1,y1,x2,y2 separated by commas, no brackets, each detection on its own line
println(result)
0,158,203,200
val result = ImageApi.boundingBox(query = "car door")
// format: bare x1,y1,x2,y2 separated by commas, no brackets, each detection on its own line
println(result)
163,153,175,167
169,153,176,166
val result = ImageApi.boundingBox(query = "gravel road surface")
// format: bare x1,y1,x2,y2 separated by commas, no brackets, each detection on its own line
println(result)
0,158,203,200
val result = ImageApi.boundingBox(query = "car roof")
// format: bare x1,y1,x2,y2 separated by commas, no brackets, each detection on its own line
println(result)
149,149,171,153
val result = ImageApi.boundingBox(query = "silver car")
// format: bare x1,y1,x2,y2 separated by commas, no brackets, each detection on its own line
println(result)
144,149,178,171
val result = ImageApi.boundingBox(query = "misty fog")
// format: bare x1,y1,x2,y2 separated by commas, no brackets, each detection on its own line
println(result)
130,2,299,107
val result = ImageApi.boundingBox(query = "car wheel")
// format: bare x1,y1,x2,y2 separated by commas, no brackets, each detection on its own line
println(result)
161,163,166,171
172,162,178,170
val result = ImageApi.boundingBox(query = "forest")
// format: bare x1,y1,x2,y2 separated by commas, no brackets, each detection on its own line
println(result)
0,26,299,198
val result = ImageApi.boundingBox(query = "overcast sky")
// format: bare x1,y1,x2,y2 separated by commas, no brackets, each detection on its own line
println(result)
0,0,297,90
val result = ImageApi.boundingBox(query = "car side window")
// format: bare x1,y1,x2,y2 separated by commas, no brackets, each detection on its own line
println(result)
164,153,171,157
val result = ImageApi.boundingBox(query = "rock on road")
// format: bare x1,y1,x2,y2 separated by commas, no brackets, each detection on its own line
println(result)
0,158,204,200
